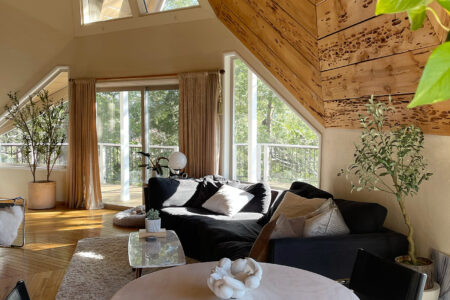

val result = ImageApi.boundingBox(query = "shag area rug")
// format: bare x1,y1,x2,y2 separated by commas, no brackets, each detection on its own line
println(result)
56,235,195,300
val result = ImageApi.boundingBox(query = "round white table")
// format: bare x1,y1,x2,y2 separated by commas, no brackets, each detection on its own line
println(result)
112,262,358,300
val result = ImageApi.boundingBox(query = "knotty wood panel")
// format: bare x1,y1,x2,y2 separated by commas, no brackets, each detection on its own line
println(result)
318,13,439,71
223,0,321,94
321,46,434,100
217,3,324,120
427,2,450,43
245,0,318,64
317,0,377,38
325,95,450,135
273,0,317,36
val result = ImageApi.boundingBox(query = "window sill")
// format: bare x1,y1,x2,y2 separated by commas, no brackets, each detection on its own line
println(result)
0,164,67,171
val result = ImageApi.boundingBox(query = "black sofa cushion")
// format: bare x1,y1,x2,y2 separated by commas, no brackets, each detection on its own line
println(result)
334,199,387,234
147,177,200,210
239,182,271,214
160,207,262,261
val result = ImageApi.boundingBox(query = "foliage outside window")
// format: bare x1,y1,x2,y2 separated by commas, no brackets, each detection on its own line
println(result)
141,0,199,14
232,58,320,188
96,88,179,191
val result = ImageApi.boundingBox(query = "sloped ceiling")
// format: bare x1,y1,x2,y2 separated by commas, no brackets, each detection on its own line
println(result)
209,0,450,135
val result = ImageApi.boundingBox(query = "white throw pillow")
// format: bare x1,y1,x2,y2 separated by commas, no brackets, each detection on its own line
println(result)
0,206,23,246
202,185,254,216
303,200,350,238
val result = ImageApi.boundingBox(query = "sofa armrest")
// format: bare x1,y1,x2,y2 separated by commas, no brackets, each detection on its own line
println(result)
268,230,408,280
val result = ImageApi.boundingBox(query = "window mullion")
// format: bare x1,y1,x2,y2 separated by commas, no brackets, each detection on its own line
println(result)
247,70,258,183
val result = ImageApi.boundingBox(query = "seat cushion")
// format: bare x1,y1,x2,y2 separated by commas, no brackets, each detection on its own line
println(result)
160,207,263,261
334,199,387,234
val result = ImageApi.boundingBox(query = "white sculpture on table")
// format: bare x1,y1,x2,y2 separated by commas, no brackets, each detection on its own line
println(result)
207,257,263,299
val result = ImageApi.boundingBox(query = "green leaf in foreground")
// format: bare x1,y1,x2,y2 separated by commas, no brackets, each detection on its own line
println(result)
408,42,450,108
437,0,450,10
376,0,425,14
407,5,427,30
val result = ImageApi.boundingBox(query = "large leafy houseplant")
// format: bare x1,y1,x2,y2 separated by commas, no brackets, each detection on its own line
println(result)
4,90,67,182
340,96,432,266
376,0,450,108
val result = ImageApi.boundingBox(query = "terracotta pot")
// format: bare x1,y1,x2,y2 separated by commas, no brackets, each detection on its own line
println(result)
28,181,56,209
395,255,434,290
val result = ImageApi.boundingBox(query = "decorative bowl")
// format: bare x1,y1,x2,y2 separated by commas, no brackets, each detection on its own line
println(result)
207,257,263,299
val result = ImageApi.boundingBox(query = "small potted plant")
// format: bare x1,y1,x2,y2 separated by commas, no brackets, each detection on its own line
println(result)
340,96,434,289
145,209,161,233
137,152,168,178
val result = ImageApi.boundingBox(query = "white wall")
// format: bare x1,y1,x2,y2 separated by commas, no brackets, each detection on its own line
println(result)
321,128,450,256
0,168,67,203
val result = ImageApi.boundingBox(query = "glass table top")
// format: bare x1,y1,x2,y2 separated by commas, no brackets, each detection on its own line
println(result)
128,230,186,268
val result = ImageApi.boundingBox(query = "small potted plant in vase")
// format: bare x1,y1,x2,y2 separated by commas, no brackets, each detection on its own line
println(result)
5,90,67,209
145,209,161,233
340,96,436,291
137,152,168,178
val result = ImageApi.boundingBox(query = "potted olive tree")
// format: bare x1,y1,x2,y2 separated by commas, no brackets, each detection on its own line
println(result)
5,90,67,209
340,96,434,288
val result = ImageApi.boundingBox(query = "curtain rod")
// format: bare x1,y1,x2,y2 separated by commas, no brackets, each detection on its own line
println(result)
96,69,225,82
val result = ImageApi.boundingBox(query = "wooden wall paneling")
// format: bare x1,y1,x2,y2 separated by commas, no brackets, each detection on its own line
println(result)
321,46,434,100
318,13,440,71
272,0,317,36
217,3,325,121
317,0,377,38
324,95,450,135
245,0,318,64
208,0,222,15
427,2,450,43
223,0,322,96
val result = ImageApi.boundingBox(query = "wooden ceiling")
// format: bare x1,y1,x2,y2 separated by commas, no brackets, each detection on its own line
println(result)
209,0,450,135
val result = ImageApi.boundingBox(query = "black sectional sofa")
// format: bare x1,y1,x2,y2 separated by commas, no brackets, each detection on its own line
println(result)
145,176,408,279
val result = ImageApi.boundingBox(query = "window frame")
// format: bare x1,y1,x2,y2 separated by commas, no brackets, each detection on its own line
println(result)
223,54,322,189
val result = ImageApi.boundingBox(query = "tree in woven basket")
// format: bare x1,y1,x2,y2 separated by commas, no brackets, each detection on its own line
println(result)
339,96,432,265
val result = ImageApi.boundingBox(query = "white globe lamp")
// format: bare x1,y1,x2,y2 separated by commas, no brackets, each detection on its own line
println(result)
168,152,187,175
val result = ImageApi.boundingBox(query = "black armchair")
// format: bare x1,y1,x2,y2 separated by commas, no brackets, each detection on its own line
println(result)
349,249,427,300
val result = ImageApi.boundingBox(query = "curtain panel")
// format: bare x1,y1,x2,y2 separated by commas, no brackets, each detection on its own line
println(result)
66,79,102,209
179,72,221,178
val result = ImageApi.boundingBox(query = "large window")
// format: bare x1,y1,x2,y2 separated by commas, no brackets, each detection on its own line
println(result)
231,58,320,188
96,86,179,206
82,0,132,24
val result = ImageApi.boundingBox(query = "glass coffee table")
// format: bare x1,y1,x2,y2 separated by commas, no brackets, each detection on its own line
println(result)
128,230,186,278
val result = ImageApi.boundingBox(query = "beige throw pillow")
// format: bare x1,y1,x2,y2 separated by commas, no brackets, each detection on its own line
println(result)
249,214,305,262
270,192,328,222
303,200,350,238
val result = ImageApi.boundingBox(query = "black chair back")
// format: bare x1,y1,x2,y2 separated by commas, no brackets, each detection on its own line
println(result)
5,281,30,300
349,249,427,300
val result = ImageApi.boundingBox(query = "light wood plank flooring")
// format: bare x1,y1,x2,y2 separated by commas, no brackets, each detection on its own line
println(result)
0,205,133,300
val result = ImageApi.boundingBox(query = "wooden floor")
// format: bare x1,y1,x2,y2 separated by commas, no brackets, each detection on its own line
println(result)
0,205,133,300
101,184,143,207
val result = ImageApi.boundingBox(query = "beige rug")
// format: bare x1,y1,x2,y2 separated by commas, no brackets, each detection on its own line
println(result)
56,235,195,300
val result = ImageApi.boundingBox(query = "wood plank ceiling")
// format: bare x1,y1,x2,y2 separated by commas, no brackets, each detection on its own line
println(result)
209,0,450,135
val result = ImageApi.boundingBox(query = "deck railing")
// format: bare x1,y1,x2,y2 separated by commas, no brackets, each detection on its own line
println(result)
234,143,320,187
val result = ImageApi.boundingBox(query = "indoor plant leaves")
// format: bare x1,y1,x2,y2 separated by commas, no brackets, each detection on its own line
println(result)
408,42,450,108
375,0,430,15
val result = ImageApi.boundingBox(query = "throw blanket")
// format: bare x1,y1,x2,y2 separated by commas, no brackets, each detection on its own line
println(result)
0,206,23,246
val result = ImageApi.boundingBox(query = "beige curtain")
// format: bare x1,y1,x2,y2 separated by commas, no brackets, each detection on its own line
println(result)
66,79,102,209
179,72,221,178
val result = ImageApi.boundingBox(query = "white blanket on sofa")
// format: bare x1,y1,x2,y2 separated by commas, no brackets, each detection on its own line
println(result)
0,206,23,246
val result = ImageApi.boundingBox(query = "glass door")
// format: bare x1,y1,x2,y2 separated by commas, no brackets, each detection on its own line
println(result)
96,90,143,207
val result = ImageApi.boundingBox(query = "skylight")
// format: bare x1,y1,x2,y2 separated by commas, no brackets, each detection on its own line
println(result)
140,0,199,14
82,0,132,24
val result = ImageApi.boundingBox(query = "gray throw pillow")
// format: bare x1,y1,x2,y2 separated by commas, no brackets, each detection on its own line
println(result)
304,200,350,238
